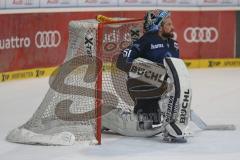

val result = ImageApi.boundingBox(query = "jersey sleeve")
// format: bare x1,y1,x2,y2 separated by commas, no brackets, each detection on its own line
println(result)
116,37,146,72
172,40,180,58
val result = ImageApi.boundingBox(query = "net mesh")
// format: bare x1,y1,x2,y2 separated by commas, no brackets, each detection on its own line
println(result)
6,18,144,145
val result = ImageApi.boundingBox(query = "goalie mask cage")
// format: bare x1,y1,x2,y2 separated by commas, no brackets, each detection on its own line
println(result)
6,18,144,145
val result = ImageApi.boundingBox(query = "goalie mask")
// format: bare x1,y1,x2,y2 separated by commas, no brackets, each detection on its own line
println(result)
143,10,171,32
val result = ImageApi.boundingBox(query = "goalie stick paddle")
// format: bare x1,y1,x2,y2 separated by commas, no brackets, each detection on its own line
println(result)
190,110,236,131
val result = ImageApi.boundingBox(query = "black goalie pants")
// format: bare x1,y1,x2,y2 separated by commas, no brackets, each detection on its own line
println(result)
133,98,161,124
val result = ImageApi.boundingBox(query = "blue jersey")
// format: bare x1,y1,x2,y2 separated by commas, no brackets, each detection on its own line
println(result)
122,31,179,65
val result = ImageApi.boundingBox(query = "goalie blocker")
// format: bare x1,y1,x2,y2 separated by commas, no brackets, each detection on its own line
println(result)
103,57,192,141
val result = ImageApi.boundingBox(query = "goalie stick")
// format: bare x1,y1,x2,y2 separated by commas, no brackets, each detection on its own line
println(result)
158,109,236,143
190,110,236,131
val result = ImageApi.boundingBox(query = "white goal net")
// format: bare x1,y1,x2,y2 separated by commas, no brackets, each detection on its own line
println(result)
6,18,144,145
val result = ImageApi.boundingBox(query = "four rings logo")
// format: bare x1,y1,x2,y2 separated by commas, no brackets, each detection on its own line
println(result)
184,27,219,43
35,30,61,48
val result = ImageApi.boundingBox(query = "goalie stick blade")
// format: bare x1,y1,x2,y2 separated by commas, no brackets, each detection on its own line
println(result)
190,110,236,131
204,124,236,131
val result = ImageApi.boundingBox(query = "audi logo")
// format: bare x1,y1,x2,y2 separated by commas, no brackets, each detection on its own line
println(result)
184,27,218,43
35,30,61,48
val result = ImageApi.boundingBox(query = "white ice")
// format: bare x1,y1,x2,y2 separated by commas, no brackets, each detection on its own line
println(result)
0,68,240,160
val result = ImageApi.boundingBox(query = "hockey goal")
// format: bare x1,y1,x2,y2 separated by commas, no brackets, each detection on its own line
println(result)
6,18,144,145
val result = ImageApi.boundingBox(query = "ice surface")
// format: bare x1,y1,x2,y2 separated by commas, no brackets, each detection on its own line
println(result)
0,68,240,160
